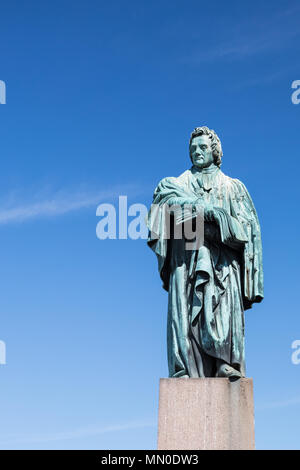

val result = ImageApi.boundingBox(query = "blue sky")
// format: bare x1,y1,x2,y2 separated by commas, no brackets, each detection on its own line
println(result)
0,0,299,450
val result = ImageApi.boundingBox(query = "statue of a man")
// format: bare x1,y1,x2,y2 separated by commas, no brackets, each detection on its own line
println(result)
147,126,263,379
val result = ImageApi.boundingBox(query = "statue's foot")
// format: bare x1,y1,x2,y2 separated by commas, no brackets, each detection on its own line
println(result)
216,363,242,380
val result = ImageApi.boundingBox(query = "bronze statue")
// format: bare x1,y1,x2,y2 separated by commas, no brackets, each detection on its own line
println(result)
147,126,263,379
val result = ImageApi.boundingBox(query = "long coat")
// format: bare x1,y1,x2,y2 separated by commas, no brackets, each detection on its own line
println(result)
147,165,263,377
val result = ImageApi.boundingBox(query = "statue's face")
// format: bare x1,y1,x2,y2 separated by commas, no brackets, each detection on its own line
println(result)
190,135,214,169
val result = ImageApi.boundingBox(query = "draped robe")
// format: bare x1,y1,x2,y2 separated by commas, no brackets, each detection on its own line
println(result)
147,165,263,378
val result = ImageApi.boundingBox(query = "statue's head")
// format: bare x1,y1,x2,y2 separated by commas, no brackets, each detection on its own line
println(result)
189,126,223,169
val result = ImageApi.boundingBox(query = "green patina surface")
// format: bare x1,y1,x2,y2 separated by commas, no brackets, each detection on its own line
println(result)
147,126,263,379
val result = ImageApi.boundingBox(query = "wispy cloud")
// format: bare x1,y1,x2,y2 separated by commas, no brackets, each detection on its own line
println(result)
256,395,300,411
0,420,155,446
185,5,300,63
0,184,144,225
233,66,297,90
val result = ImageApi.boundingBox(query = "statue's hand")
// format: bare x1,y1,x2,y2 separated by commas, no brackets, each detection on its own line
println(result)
193,197,205,212
194,198,215,221
204,204,216,221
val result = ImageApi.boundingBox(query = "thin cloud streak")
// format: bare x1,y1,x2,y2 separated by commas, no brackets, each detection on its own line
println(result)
232,66,298,90
184,6,300,63
0,421,156,446
256,396,300,411
0,184,144,225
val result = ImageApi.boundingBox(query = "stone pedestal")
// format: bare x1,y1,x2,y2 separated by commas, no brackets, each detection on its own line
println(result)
157,378,255,450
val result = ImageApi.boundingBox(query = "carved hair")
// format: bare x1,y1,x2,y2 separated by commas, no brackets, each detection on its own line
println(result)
189,126,223,167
